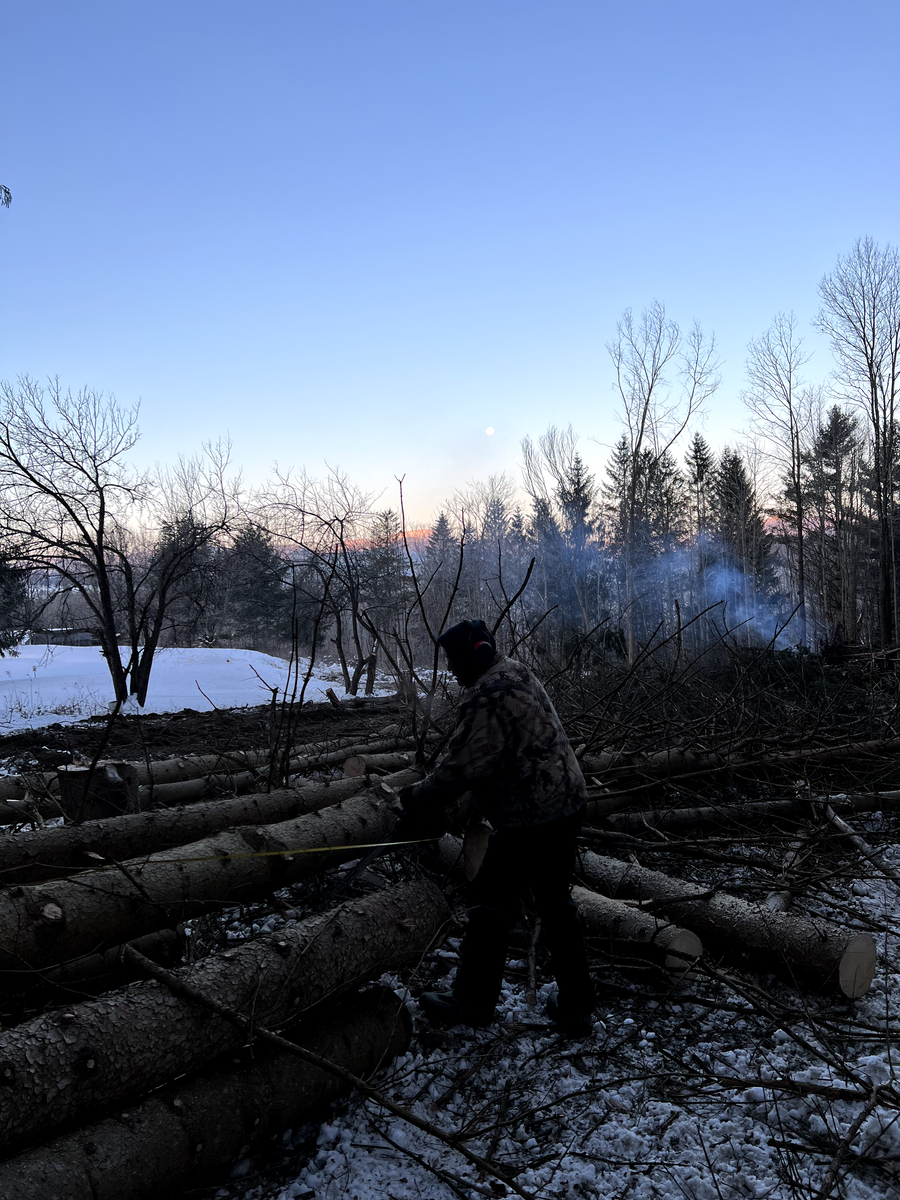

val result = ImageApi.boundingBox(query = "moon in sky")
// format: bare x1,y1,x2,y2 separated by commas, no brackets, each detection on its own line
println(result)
486,426,495,436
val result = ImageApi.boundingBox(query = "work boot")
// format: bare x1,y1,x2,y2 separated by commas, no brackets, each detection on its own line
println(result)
419,990,493,1027
546,988,593,1037
541,902,595,1018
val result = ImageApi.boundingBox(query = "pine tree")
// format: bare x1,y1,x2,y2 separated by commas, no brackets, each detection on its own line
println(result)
556,452,596,550
685,433,714,540
223,524,292,650
802,406,867,644
711,448,770,601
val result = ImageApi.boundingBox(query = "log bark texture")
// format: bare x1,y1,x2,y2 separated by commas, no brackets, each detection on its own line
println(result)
571,885,702,978
0,768,421,887
0,987,411,1200
578,851,876,998
434,837,702,977
0,878,447,1156
0,784,423,972
344,751,421,777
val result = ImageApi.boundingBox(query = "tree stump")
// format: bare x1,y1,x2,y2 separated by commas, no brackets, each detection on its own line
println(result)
57,762,141,821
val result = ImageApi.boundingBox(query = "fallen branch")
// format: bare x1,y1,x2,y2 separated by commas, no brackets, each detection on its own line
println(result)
818,801,900,896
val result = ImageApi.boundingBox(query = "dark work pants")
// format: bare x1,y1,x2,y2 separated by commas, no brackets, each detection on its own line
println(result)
453,809,594,1018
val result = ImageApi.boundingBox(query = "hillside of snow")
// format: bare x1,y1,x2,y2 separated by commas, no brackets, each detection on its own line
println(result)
0,645,368,730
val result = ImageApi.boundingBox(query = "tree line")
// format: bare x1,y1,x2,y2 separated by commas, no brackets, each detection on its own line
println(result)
1,236,898,705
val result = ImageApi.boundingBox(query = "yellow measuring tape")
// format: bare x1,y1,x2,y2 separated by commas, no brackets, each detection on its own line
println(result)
72,836,438,876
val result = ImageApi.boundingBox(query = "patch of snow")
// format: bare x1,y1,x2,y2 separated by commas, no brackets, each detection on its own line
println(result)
0,644,393,730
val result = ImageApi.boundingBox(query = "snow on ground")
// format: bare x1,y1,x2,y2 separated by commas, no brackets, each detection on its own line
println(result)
221,963,900,1200
213,822,900,1200
0,644,371,730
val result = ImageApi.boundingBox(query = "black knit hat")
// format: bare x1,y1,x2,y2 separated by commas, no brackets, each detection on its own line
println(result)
437,620,496,683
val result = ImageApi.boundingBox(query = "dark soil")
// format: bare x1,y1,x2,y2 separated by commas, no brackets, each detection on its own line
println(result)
0,696,406,774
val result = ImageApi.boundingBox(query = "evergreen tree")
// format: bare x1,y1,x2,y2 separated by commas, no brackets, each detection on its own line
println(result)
223,524,292,649
802,406,867,644
710,448,771,604
556,451,596,551
150,513,221,647
422,512,458,626
685,433,715,540
0,557,26,652
363,509,408,634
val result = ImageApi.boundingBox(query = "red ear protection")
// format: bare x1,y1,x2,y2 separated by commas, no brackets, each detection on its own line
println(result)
471,639,493,665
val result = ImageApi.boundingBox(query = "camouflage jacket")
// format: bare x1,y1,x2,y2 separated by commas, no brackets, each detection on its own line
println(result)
406,654,586,828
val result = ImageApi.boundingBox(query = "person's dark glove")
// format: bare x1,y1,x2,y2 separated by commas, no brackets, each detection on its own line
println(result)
395,784,448,840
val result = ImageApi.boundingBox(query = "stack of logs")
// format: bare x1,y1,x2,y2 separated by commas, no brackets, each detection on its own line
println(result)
0,723,884,1197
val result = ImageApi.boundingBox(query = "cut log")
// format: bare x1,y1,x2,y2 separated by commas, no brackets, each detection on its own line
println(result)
0,781,427,972
571,885,702,979
603,798,805,834
345,751,420,777
578,851,876,999
434,836,702,978
0,772,57,806
0,734,421,825
0,986,410,1200
0,877,448,1156
0,767,422,887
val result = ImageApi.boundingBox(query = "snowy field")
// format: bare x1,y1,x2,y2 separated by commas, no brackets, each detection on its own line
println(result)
0,644,361,730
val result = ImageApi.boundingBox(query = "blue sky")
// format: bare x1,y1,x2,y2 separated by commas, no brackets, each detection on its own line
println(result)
2,1,898,520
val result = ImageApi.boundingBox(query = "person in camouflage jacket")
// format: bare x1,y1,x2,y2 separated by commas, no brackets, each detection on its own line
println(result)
400,619,595,1035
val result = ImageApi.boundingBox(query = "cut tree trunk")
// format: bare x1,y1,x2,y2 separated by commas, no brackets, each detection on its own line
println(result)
0,768,422,887
344,751,420,777
11,928,185,997
434,836,702,977
572,885,702,979
578,851,876,998
0,782,424,972
0,877,448,1156
0,986,411,1200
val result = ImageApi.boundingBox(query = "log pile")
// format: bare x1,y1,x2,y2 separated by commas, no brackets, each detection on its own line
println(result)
0,709,894,1195
0,719,449,1195
0,986,412,1200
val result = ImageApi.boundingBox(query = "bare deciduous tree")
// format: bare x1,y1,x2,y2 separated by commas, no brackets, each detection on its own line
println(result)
0,377,234,704
743,312,817,646
607,302,720,659
817,237,900,646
